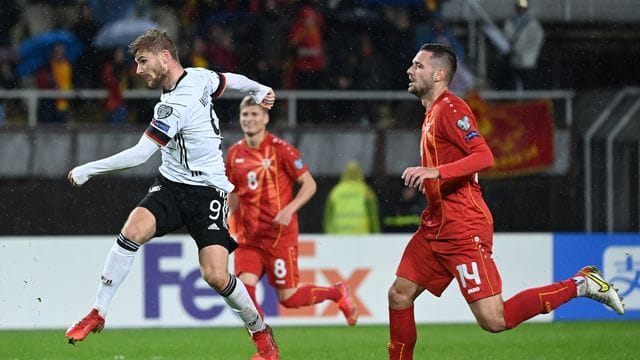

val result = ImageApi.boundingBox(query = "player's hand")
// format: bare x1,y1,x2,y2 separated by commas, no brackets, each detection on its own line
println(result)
402,166,439,190
67,167,91,187
260,89,275,110
273,206,294,226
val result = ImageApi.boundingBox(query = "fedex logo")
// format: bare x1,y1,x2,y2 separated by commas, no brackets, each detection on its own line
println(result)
143,240,371,320
278,240,371,318
144,242,227,319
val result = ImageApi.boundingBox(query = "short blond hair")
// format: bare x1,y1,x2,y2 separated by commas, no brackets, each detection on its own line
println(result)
239,96,268,113
129,29,179,61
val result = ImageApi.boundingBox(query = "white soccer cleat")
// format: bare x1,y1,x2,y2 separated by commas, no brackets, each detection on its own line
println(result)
577,266,625,315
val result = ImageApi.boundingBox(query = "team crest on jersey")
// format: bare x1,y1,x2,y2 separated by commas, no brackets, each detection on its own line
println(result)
456,116,471,132
262,158,272,169
156,104,173,119
294,158,304,169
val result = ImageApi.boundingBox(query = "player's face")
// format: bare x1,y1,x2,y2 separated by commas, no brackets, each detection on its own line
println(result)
239,105,269,137
407,50,436,98
134,50,168,89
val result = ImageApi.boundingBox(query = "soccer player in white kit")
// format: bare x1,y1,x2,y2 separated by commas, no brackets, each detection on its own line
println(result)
65,29,280,360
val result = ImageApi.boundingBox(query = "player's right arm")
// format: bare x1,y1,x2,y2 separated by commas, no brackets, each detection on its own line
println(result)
228,191,240,214
68,135,159,186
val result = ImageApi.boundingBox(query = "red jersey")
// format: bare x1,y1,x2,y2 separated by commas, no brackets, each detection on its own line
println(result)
226,132,308,248
420,91,494,239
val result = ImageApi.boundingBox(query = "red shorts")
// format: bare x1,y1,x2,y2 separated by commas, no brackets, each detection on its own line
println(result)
396,226,502,303
234,244,299,289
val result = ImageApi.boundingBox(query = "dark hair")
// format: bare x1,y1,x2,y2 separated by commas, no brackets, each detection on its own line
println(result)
129,29,179,62
418,43,457,85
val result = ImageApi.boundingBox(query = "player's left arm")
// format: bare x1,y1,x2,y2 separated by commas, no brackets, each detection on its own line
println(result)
273,171,317,226
403,109,494,190
436,109,494,179
219,72,275,109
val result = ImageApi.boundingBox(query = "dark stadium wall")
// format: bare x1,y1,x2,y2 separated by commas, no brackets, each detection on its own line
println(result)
0,175,583,235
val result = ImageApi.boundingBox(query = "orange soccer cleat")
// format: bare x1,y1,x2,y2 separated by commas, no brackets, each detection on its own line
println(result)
335,282,359,326
65,308,105,345
250,325,279,360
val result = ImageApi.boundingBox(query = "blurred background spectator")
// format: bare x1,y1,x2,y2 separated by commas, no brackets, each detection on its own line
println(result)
71,1,100,88
286,2,326,89
324,160,381,234
36,43,73,123
498,0,545,90
100,47,130,124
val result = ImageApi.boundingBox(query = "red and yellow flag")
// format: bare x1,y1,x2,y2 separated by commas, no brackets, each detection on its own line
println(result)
467,93,555,178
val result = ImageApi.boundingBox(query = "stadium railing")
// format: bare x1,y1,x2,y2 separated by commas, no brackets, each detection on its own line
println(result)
0,88,574,128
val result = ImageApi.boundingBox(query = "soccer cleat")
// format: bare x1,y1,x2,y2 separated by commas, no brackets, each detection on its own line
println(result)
577,266,625,315
335,282,359,326
250,325,279,360
65,308,105,345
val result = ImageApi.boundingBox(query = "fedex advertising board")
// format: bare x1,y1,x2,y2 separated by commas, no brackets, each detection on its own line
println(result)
2,234,554,329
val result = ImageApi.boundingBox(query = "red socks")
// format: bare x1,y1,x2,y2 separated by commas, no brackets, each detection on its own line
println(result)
389,306,416,360
280,284,342,308
244,284,264,319
503,279,577,329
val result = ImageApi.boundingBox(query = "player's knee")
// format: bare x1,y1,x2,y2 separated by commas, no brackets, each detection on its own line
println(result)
477,318,507,333
121,223,151,245
279,297,297,308
121,208,155,244
202,270,229,292
388,285,412,308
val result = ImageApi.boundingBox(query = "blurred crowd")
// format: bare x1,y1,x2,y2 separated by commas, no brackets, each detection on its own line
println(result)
1,0,537,125
0,1,452,89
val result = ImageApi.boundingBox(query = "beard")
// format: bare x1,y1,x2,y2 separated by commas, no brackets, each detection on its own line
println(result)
408,78,433,98
146,63,167,89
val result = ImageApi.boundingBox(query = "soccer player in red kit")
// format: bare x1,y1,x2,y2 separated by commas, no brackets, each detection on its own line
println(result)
387,43,625,360
226,96,359,328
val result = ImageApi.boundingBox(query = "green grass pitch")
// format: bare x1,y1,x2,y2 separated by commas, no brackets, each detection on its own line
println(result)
0,321,638,359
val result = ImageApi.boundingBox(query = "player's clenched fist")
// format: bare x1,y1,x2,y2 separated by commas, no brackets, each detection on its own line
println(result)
260,89,275,110
402,166,440,192
68,166,90,187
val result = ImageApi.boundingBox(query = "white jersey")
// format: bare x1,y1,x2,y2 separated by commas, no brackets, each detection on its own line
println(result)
144,68,232,191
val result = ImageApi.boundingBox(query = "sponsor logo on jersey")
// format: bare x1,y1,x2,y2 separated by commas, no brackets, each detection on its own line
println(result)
456,115,471,132
262,159,272,169
464,131,479,142
467,286,480,294
149,185,162,193
208,222,220,230
235,158,245,163
156,104,173,119
294,158,304,169
151,118,170,133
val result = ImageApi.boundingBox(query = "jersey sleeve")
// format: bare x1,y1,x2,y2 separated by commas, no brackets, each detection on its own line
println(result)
144,101,183,146
279,142,308,180
211,71,226,98
437,104,494,179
